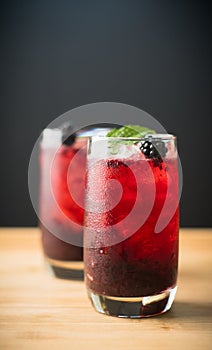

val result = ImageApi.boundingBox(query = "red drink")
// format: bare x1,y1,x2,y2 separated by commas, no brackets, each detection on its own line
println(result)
39,127,111,279
39,129,86,279
84,135,179,317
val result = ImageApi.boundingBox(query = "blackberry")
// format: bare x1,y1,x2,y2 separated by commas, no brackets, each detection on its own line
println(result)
107,160,128,168
60,121,76,146
140,140,167,160
62,133,76,146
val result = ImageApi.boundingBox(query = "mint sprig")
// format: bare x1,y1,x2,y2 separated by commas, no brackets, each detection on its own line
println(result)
106,125,156,154
106,125,156,138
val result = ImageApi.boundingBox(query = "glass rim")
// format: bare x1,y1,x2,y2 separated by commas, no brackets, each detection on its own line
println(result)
89,133,176,141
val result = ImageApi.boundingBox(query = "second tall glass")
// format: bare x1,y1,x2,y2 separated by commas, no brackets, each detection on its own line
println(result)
39,125,110,279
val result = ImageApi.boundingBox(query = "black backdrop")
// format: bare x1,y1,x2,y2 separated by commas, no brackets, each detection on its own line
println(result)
1,0,211,227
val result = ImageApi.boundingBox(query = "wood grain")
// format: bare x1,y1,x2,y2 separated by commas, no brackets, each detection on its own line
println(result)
0,228,212,350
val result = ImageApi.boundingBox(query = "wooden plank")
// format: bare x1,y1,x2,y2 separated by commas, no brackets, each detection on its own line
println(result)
0,228,212,350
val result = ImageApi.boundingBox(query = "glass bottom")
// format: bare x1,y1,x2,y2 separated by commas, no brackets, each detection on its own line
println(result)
45,257,84,280
87,286,177,318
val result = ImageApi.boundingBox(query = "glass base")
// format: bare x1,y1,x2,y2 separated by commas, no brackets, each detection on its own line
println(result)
45,257,84,280
87,286,177,318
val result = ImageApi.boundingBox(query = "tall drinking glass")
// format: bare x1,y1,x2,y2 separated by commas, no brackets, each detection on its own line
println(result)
39,125,110,279
39,127,85,279
84,135,179,317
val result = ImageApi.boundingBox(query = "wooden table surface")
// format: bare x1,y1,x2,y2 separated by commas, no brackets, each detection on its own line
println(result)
0,228,211,350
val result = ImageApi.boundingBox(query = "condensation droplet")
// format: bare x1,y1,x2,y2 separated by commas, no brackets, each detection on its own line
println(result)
86,273,93,281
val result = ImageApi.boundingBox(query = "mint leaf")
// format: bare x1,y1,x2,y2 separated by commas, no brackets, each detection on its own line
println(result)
107,125,156,138
106,125,156,154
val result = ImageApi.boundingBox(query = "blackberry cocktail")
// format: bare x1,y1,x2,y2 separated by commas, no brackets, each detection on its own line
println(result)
39,128,86,279
39,126,111,279
84,131,179,317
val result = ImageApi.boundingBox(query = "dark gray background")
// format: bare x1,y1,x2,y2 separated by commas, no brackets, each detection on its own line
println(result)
1,0,211,227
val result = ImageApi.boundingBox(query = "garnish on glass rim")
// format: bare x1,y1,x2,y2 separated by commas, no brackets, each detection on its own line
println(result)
106,125,156,154
106,125,156,138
